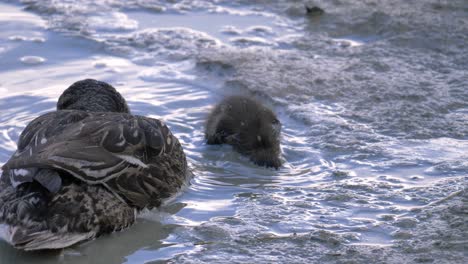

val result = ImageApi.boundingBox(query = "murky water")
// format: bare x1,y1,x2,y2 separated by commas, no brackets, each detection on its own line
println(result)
0,0,467,263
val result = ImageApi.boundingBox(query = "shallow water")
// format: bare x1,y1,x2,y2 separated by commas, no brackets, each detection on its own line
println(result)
0,0,467,263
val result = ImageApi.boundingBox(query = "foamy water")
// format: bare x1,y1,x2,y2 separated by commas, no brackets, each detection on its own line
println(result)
0,0,467,263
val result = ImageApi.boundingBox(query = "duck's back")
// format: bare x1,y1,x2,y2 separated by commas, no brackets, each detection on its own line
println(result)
0,110,188,250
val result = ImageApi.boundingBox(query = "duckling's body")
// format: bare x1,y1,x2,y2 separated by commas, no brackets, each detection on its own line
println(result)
205,96,282,169
0,80,189,250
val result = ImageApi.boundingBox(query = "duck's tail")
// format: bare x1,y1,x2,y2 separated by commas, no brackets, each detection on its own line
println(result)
0,172,136,251
0,224,95,251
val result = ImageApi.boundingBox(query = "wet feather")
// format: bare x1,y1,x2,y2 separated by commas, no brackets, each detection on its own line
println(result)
0,79,189,250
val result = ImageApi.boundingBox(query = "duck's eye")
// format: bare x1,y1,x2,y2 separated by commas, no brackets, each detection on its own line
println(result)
272,118,280,125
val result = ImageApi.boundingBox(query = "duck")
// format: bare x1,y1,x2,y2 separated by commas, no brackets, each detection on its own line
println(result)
0,79,189,251
205,95,282,169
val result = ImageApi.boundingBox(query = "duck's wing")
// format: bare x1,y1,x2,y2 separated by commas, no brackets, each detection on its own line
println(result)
2,111,89,191
3,111,188,209
104,116,189,209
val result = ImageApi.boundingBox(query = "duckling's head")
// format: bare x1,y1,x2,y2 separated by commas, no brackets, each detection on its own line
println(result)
57,79,130,113
240,107,282,169
219,96,282,169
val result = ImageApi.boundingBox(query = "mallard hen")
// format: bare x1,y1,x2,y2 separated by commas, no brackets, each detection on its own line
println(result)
0,79,189,250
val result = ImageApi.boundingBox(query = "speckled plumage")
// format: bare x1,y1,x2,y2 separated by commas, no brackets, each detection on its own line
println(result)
0,79,189,250
205,96,282,169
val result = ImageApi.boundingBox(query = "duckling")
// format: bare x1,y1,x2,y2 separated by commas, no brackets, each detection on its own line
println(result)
0,79,189,250
205,96,282,169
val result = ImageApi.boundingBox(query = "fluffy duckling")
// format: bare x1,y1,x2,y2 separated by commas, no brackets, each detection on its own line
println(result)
205,96,282,169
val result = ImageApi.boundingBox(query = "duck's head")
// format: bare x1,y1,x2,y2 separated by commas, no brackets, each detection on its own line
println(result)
222,97,282,169
243,107,282,169
57,79,130,113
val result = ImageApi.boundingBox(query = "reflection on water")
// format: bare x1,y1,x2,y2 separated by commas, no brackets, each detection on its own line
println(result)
0,95,55,164
0,219,177,264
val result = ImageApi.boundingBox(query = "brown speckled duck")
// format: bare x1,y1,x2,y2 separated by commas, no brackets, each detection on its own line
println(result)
205,96,282,169
0,79,189,250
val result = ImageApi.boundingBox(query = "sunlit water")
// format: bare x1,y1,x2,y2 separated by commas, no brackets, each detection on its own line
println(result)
0,1,467,263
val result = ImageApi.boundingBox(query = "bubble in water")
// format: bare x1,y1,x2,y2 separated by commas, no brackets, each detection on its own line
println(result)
8,36,45,43
245,25,274,36
220,26,242,35
30,37,46,43
20,56,46,65
8,35,27,41
93,61,107,68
